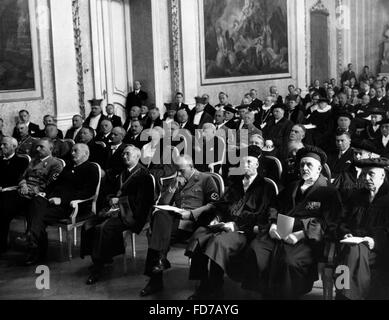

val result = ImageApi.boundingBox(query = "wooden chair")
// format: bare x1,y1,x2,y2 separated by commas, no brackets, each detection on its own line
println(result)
48,162,102,260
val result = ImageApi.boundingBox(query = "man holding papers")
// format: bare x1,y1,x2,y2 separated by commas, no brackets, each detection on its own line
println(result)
335,158,389,300
185,146,277,299
243,146,343,299
140,155,219,297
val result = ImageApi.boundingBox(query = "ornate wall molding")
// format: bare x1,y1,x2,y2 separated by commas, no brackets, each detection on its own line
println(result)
336,0,344,79
72,0,85,117
170,0,183,95
310,0,329,16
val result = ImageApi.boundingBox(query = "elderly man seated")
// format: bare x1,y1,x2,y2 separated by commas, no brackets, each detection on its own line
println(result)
242,146,343,299
335,158,389,300
185,146,277,299
24,144,99,265
0,137,30,254
140,155,219,297
81,145,154,284
0,138,63,256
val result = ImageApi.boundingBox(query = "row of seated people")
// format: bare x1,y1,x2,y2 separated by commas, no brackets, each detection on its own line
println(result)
1,130,389,300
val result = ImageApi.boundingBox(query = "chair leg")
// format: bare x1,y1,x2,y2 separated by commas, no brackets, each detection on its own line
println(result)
131,233,136,259
123,231,130,274
66,230,73,260
73,227,77,246
24,219,28,233
59,227,63,243
322,267,334,300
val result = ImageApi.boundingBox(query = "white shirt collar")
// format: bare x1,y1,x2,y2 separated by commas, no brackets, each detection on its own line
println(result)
111,143,122,150
3,153,15,161
382,135,389,147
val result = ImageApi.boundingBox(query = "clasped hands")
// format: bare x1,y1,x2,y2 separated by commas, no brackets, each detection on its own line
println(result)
269,224,304,245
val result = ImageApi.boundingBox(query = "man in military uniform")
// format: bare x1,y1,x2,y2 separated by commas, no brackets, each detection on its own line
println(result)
15,122,38,157
24,144,99,265
185,146,277,299
140,155,219,297
0,138,63,255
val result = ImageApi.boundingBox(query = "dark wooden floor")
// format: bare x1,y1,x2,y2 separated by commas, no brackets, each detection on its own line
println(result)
0,219,324,300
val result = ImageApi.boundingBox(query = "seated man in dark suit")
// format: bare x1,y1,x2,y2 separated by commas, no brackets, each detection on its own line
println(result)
202,93,215,117
76,127,106,167
263,104,293,151
190,97,214,132
12,110,40,139
123,106,142,131
335,158,389,300
24,143,99,265
95,119,113,145
0,137,30,254
65,115,84,141
0,138,64,256
125,80,148,113
45,124,71,160
143,105,163,129
140,155,219,297
105,104,123,128
84,99,107,134
123,119,146,149
104,127,128,185
186,146,277,299
328,131,354,181
15,122,39,157
173,92,190,115
177,108,195,135
39,115,64,139
81,145,155,284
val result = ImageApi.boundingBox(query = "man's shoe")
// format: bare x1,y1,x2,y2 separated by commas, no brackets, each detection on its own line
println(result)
140,280,163,297
151,258,171,274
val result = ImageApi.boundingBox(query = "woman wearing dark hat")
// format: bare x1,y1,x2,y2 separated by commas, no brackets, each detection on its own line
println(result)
242,146,343,299
335,158,389,300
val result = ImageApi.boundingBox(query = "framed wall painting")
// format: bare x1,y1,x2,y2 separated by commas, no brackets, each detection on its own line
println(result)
0,0,42,102
199,0,291,85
